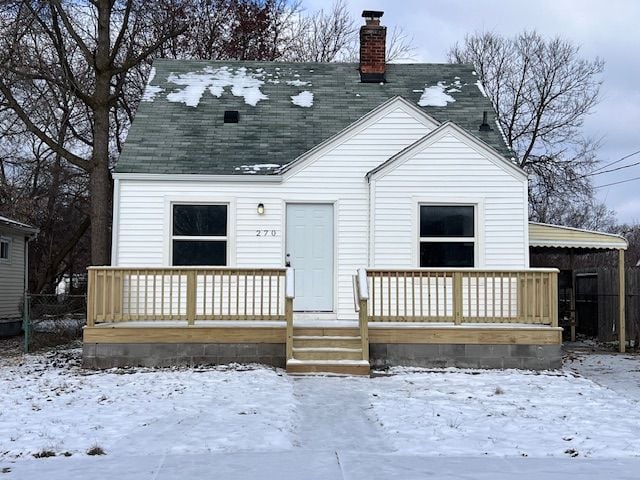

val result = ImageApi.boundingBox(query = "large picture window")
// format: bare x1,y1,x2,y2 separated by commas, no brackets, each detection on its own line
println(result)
419,205,475,267
172,204,227,266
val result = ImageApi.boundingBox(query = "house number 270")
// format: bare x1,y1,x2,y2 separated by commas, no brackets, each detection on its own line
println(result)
256,229,277,237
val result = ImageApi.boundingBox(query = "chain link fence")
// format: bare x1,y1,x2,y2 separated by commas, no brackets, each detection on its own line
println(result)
23,294,86,352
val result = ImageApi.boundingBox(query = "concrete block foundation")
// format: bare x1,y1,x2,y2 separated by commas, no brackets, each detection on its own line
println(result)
83,343,286,369
370,344,562,370
83,342,561,371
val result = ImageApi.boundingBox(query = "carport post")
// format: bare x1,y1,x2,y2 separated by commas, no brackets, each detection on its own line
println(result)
618,248,626,353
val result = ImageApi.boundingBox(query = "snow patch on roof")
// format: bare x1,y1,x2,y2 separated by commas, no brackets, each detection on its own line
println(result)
495,118,510,147
234,163,281,173
476,79,488,97
166,66,268,107
141,67,164,102
417,82,456,107
286,79,311,87
291,91,314,108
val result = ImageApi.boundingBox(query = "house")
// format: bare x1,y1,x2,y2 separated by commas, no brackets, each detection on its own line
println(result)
83,11,626,374
0,215,38,336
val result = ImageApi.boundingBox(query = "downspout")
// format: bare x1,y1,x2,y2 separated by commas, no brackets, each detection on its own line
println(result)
367,175,375,267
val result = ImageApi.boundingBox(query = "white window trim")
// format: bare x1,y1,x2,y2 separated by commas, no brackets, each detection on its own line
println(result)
413,199,485,268
165,199,235,266
0,236,11,264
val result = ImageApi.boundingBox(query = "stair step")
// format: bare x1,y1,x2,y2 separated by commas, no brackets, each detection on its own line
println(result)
286,359,370,376
292,347,363,361
293,336,362,348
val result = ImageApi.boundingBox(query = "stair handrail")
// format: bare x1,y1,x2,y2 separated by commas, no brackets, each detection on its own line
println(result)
285,267,295,360
356,268,369,362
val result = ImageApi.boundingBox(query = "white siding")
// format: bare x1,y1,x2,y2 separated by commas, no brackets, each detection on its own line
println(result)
372,132,528,269
116,106,433,319
0,229,25,320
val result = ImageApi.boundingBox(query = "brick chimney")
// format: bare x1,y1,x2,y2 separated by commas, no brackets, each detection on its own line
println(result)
359,10,386,83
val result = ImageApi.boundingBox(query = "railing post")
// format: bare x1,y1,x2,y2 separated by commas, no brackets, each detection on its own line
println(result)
453,271,463,325
285,268,295,360
550,271,558,328
186,270,197,325
357,268,369,362
86,268,96,327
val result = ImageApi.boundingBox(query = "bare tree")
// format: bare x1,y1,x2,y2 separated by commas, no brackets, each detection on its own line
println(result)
448,31,607,227
0,0,190,265
285,1,415,63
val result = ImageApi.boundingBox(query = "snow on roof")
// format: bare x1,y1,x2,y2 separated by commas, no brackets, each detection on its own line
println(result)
141,67,163,102
166,66,269,107
286,80,311,87
291,91,314,108
417,82,456,107
234,163,282,173
475,79,488,97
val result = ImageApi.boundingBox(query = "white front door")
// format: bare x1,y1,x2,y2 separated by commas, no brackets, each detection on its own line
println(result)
286,203,334,312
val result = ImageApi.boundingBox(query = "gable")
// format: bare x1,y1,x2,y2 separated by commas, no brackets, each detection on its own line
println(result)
116,60,513,176
367,122,526,182
282,97,439,179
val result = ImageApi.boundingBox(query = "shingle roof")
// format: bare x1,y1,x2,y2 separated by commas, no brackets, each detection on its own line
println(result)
116,60,513,175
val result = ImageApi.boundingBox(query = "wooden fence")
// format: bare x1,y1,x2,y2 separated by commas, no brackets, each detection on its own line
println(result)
365,269,558,325
576,267,640,342
87,267,294,325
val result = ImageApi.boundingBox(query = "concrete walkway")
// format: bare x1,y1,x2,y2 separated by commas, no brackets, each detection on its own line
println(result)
4,451,639,479
292,376,391,451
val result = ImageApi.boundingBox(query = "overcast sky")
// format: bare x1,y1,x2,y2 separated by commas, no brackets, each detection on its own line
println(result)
303,0,640,224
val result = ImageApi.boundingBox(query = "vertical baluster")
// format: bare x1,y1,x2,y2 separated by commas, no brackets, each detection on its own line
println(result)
411,271,415,318
538,272,543,324
219,270,224,318
435,272,440,318
419,272,424,318
243,272,248,319
169,271,174,319
237,271,241,318
523,272,528,323
476,271,480,319
228,271,233,318
268,273,272,319
484,271,488,321
371,273,376,320
387,274,391,319
252,270,256,318
259,272,264,318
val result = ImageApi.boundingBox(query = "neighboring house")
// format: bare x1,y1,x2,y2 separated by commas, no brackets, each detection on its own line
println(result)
83,11,627,374
0,216,38,336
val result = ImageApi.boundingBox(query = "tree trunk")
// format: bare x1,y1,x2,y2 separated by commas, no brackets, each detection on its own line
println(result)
90,0,113,266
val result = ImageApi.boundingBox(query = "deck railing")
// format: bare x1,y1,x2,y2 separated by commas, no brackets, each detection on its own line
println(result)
365,268,558,326
87,266,294,326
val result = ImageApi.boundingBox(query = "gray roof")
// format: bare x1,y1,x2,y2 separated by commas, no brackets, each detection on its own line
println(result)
0,215,39,235
116,60,512,175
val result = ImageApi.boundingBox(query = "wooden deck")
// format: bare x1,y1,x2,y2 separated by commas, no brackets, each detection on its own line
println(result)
84,266,562,374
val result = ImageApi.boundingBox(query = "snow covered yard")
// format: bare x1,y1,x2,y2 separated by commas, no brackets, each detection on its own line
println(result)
0,350,296,459
2,349,640,466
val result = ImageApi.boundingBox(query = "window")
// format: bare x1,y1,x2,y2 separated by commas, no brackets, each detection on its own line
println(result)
0,237,10,263
419,205,475,267
172,204,227,266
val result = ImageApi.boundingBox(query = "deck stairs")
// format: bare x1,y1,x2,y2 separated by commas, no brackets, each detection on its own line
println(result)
285,327,370,376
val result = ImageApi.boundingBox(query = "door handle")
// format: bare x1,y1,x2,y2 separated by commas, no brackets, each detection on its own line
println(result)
285,253,291,267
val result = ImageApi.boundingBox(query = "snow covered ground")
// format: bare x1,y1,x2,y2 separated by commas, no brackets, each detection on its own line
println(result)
2,349,640,478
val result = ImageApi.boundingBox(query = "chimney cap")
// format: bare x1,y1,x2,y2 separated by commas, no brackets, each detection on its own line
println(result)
362,10,384,19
